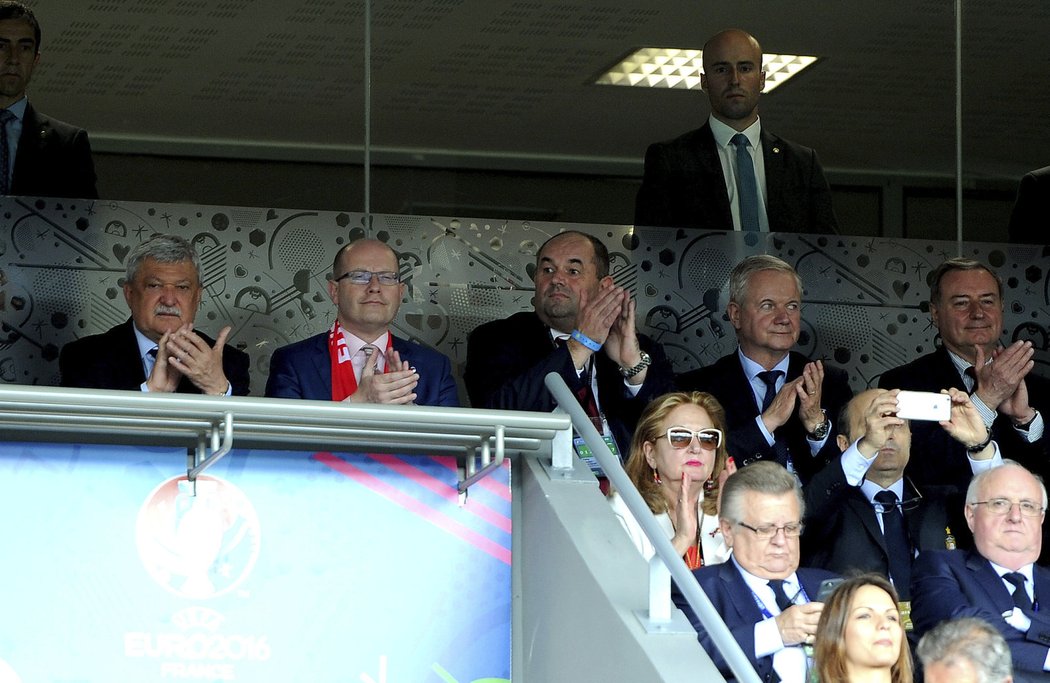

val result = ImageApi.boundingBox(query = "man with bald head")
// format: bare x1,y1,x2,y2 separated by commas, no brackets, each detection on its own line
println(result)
913,462,1050,677
265,238,458,406
803,387,1000,600
635,28,837,233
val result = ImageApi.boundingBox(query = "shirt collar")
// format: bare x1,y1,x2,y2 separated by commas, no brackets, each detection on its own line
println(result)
341,329,390,359
732,556,800,600
4,97,27,122
860,478,907,508
988,559,1034,585
131,323,159,361
738,348,790,381
710,115,762,150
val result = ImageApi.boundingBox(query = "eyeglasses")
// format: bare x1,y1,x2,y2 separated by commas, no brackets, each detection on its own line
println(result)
334,270,400,286
663,427,723,450
969,498,1045,517
736,521,804,538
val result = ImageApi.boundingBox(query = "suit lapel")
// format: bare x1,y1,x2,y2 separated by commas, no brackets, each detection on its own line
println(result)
933,348,967,392
722,562,765,622
726,355,761,419
697,124,734,226
965,551,1013,614
846,493,891,555
761,130,784,228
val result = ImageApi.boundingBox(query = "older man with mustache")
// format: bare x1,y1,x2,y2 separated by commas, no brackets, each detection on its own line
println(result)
60,234,250,395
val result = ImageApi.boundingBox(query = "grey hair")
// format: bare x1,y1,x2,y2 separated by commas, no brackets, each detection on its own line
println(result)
928,257,1003,307
965,460,1048,510
916,617,1012,683
719,460,804,523
124,235,201,284
728,255,802,305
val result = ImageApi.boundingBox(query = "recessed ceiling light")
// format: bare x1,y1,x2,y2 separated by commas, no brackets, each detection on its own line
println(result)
595,48,818,93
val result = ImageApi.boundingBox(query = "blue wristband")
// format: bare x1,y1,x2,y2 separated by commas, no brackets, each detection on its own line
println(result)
570,329,602,352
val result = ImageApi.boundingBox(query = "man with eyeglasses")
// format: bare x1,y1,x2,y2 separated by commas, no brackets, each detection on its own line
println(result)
265,239,458,406
674,461,836,683
912,461,1050,678
802,388,1000,602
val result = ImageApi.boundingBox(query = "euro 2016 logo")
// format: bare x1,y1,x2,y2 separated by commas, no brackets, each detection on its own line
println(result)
136,475,261,599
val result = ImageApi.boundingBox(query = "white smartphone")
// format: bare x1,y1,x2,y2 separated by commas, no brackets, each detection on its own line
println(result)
896,390,951,421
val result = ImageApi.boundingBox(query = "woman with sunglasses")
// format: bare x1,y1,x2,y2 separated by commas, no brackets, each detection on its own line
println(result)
609,391,736,567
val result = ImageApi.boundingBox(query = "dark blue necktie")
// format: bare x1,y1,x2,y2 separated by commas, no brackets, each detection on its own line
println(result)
874,490,912,600
731,133,759,231
767,579,794,611
1004,572,1033,612
0,108,15,196
757,370,782,413
757,370,790,468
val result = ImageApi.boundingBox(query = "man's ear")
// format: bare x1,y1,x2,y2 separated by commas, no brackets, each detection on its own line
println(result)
727,301,742,330
836,434,849,453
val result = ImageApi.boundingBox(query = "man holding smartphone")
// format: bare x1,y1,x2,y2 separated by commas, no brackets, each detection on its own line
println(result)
803,388,1001,602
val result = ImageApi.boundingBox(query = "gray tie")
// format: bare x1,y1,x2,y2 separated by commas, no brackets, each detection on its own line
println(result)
0,108,15,196
731,133,760,231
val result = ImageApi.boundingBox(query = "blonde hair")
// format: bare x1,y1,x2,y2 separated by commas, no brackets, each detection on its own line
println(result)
623,391,729,516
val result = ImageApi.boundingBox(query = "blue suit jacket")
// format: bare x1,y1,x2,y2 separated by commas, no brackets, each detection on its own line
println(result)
673,561,836,682
264,331,459,407
912,549,1050,674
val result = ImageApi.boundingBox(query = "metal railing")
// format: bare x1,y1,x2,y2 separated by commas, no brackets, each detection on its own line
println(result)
0,385,571,497
543,372,762,683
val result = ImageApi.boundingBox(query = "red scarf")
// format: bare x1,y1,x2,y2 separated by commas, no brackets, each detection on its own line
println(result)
327,321,394,401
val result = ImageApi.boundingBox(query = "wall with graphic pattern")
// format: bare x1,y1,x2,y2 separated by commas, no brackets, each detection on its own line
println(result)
2,195,1048,398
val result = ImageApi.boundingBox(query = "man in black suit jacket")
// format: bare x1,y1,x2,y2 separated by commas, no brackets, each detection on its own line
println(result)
679,255,852,484
634,28,836,233
912,463,1050,678
464,230,674,457
879,258,1049,495
60,234,249,395
0,2,97,199
1008,165,1049,245
673,461,835,683
803,388,999,600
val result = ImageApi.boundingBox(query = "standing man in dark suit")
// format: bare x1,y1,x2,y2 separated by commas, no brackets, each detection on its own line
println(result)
634,28,836,233
679,255,852,484
0,1,97,199
265,239,458,407
803,388,1000,600
912,462,1050,678
879,258,1049,495
464,230,673,458
673,461,836,683
60,234,249,395
1008,166,1049,245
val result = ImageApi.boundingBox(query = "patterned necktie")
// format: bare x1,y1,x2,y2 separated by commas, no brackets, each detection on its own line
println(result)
556,337,600,419
965,366,979,395
0,108,16,196
767,579,794,611
731,133,760,231
1004,572,1033,612
874,490,912,599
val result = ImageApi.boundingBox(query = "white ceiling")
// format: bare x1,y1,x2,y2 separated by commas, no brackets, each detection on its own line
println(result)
28,0,1050,180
